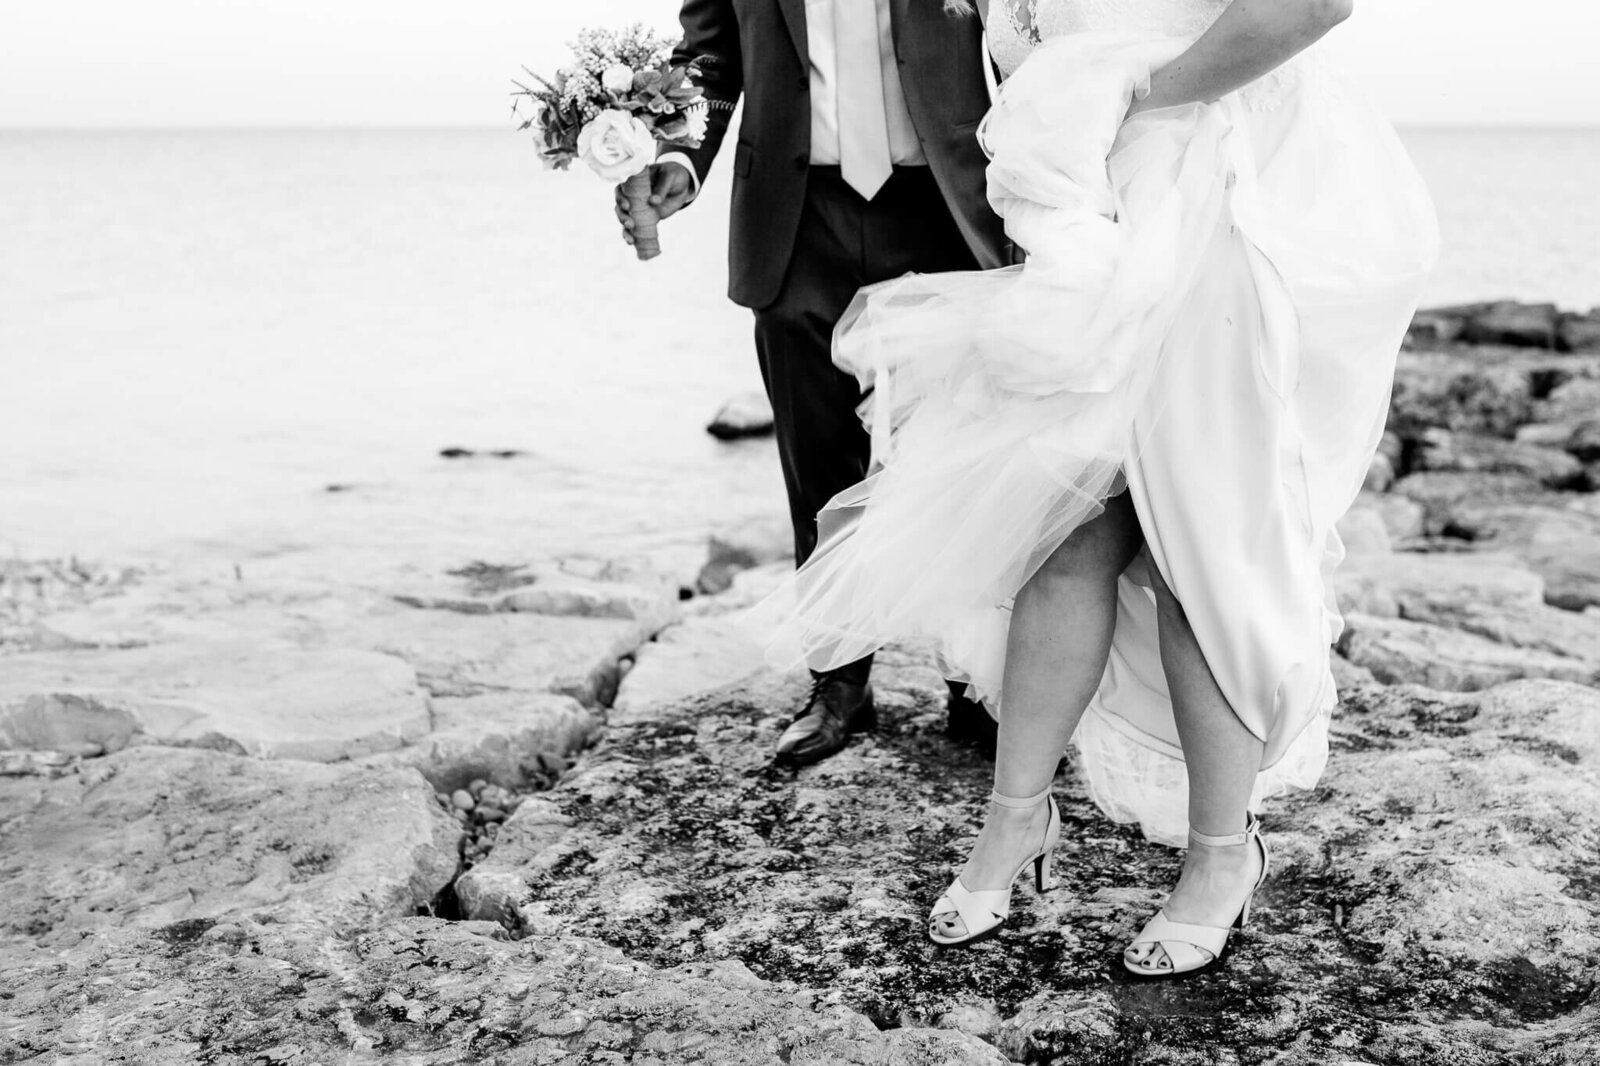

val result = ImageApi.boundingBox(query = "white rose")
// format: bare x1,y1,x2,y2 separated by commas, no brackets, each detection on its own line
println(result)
576,110,657,182
601,64,636,95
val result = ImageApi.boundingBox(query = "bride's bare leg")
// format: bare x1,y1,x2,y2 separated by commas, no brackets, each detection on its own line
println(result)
1125,567,1267,968
933,492,1142,940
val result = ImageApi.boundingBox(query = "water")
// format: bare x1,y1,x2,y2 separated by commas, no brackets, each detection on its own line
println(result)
0,129,781,578
3,127,1598,578
1403,127,1600,309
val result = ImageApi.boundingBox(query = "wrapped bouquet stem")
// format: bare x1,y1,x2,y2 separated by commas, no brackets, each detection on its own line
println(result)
516,26,707,261
619,170,660,258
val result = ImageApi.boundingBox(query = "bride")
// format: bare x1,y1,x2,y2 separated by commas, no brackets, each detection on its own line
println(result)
761,0,1437,978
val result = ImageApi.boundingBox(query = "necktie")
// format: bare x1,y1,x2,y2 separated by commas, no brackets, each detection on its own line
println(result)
834,0,894,200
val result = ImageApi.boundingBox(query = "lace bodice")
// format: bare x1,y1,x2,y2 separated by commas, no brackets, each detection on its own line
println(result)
989,0,1231,76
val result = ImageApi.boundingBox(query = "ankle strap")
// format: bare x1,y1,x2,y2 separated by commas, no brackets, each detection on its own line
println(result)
990,784,1053,809
1188,813,1259,849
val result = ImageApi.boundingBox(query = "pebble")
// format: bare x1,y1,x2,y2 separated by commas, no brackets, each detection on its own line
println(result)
478,785,514,810
1364,452,1396,494
476,806,507,823
468,778,489,797
536,1012,589,1038
203,924,247,945
450,789,475,811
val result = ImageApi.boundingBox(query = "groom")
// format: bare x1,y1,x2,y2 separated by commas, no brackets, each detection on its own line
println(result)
617,0,1009,764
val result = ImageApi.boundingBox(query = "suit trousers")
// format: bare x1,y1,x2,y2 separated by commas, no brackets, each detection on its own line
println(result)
754,165,979,684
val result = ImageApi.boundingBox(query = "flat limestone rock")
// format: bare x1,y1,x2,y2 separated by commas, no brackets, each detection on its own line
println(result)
1460,300,1561,348
611,610,774,725
1533,376,1600,433
0,642,429,762
362,690,601,791
0,692,143,757
1339,613,1598,691
391,566,681,630
1335,507,1392,556
1283,678,1600,990
1333,550,1551,632
1353,490,1427,542
29,569,382,651
1415,426,1584,487
446,646,1600,1064
34,564,663,730
696,521,793,595
1561,310,1600,353
496,578,680,629
36,567,666,709
1335,550,1545,612
308,601,657,709
1389,346,1538,438
1444,502,1600,611
1364,450,1397,493
1399,595,1600,663
0,917,1007,1066
1390,471,1550,536
1390,344,1600,439
613,564,791,724
1471,677,1600,762
13,520,1600,1065
0,746,460,948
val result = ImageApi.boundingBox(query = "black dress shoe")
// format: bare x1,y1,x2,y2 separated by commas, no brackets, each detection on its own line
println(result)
775,674,877,766
946,684,997,752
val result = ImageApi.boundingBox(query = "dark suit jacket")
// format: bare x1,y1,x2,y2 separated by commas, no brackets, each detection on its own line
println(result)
672,0,1007,309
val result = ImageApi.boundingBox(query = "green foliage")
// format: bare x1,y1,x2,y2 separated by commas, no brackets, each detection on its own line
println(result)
513,26,708,170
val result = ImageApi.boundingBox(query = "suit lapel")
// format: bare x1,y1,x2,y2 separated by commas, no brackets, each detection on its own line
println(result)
890,0,912,47
778,0,808,62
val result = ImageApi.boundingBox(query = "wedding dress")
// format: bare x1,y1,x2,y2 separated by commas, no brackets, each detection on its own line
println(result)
760,0,1438,845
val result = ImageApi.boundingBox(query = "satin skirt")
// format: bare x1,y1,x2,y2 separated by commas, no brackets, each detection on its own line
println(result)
756,33,1438,846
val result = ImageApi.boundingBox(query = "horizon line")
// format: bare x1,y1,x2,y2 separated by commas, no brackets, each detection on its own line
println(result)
3,120,1600,134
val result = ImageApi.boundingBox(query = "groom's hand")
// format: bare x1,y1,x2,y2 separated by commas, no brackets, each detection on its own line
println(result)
614,162,695,247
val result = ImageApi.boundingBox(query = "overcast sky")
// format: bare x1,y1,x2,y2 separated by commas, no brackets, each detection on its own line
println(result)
1,0,1595,128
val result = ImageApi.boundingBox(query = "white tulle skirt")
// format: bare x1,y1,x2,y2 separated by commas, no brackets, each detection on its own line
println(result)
756,34,1438,846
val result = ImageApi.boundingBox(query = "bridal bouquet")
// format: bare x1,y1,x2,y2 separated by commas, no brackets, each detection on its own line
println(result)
515,26,706,261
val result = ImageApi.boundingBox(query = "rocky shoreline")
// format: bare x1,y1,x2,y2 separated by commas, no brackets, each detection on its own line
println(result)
3,304,1600,1064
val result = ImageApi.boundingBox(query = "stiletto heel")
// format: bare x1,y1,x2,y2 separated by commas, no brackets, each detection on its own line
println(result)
1033,851,1055,893
928,785,1061,947
1123,813,1269,979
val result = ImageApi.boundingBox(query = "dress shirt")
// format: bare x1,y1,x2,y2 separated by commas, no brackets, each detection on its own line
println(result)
805,0,926,168
660,0,926,197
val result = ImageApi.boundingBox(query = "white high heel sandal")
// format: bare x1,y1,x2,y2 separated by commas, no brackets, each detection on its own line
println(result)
1123,813,1270,978
927,785,1061,947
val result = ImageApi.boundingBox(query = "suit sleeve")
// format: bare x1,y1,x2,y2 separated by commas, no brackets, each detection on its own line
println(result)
667,0,742,187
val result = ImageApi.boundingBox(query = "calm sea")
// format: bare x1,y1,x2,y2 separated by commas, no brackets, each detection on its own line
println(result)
2,127,1598,579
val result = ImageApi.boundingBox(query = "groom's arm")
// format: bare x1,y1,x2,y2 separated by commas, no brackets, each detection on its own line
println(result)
616,0,740,243
660,0,742,194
